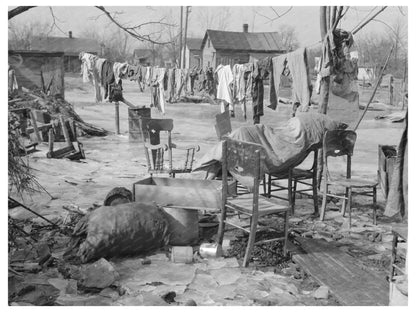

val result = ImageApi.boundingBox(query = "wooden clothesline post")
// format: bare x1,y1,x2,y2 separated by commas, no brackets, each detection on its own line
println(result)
115,102,120,135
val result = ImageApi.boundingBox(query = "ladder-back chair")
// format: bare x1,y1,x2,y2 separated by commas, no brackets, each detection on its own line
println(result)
139,117,200,177
217,138,290,267
320,130,378,227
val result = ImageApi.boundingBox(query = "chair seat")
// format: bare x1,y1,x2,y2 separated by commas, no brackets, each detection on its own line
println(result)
226,194,289,216
328,177,378,188
270,168,314,180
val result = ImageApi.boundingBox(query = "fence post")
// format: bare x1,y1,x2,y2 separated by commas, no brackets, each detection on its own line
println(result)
115,102,120,135
389,75,394,106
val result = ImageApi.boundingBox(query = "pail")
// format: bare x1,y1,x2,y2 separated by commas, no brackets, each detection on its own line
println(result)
199,243,222,258
128,107,151,141
171,246,194,264
162,207,199,245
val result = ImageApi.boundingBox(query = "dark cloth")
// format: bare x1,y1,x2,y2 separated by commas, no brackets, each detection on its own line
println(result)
166,68,176,103
127,64,140,80
385,111,408,219
108,81,123,103
101,60,115,100
252,57,271,123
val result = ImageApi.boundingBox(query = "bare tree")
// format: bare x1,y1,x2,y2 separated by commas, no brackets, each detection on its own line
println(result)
8,6,175,45
277,24,299,51
197,7,231,31
8,21,50,50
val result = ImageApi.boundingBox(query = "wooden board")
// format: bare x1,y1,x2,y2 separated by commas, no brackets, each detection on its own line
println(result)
292,237,389,306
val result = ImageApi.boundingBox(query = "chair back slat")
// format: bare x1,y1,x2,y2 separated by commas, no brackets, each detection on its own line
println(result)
323,130,357,158
223,139,265,189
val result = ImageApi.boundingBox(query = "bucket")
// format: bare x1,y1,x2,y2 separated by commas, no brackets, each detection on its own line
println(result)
199,243,222,258
162,207,199,245
171,246,194,264
128,107,151,141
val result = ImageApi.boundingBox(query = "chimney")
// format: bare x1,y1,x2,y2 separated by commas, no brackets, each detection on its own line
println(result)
243,24,248,33
68,31,73,38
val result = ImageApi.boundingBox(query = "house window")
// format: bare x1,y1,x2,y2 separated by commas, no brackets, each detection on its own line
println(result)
207,39,210,48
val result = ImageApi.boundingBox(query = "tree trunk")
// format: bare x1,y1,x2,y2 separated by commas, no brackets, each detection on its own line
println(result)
316,6,331,193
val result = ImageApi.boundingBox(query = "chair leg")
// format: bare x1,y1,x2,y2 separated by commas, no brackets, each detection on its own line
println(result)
292,179,297,206
347,188,352,228
320,182,328,221
312,175,319,215
341,187,348,216
217,205,227,245
373,186,377,225
243,215,258,267
283,211,289,256
288,171,294,215
262,175,267,196
268,175,272,198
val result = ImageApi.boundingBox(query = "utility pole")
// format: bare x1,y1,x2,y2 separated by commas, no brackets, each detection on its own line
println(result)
179,6,183,68
182,6,190,69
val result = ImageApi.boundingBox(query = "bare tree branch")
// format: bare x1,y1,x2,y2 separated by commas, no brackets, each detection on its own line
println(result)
95,6,173,45
8,6,36,20
259,6,293,24
47,7,67,36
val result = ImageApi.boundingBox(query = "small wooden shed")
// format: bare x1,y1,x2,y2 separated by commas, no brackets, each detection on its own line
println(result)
8,50,65,98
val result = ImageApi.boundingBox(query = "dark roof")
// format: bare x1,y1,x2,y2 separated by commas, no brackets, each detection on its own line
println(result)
202,29,285,53
30,36,102,56
133,48,153,59
186,38,203,51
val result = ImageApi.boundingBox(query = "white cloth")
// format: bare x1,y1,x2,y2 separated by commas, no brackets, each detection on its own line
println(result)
113,62,129,84
80,52,102,102
215,65,234,112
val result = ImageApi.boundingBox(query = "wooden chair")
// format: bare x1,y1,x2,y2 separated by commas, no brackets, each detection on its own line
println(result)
265,147,319,215
217,138,290,267
139,117,200,177
320,130,378,228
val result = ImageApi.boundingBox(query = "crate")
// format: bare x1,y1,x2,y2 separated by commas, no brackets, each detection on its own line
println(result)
378,145,398,199
133,177,236,210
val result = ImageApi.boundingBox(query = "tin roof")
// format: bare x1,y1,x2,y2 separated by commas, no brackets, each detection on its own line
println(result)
202,29,285,53
30,36,102,56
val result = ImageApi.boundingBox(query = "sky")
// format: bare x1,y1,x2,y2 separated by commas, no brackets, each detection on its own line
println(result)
8,5,408,51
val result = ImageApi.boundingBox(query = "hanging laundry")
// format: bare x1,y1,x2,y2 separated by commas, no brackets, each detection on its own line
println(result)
150,68,167,114
8,66,18,93
139,66,147,91
80,52,102,103
232,63,253,120
101,60,115,100
269,48,311,113
166,68,176,102
145,66,153,86
215,64,234,114
252,57,271,124
113,62,129,84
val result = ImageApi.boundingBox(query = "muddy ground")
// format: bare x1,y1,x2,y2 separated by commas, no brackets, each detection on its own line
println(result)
8,74,406,306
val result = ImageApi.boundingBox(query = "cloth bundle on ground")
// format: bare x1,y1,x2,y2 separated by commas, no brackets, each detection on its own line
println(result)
77,202,170,263
194,112,342,177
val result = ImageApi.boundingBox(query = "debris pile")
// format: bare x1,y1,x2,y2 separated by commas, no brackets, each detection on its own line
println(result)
9,88,109,137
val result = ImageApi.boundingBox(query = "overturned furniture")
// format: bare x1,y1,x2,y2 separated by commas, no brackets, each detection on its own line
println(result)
138,117,200,177
46,116,85,160
217,139,290,267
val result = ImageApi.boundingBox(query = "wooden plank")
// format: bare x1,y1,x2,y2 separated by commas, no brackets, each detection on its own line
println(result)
292,237,389,306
